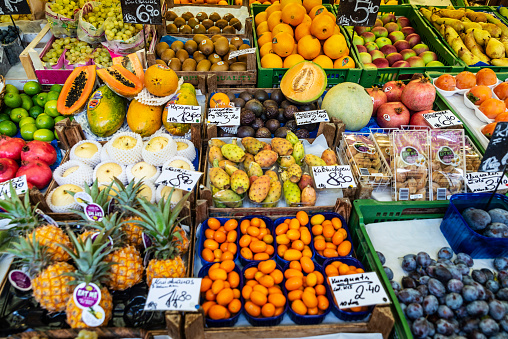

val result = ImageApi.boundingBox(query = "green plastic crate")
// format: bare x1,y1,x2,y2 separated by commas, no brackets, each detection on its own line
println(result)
349,200,449,339
251,4,362,88
340,5,463,88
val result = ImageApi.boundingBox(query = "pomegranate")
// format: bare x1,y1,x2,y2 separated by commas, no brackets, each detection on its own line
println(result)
377,102,410,128
410,110,435,127
366,86,388,116
21,141,57,166
401,76,436,111
0,158,19,183
16,160,52,189
383,81,406,102
0,136,25,160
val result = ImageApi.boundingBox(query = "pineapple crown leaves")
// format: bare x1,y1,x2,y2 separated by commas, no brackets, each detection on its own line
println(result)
80,212,126,245
5,232,51,276
67,180,114,212
109,177,146,210
0,183,39,231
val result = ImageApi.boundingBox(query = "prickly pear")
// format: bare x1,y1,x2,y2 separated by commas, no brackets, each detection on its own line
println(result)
322,148,338,166
271,137,293,156
219,159,236,168
231,169,250,194
263,144,272,151
221,139,245,163
241,137,265,155
283,180,301,206
265,170,279,183
254,150,278,168
286,131,299,145
209,160,230,189
211,185,226,207
249,175,271,203
249,176,258,185
248,162,263,178
262,181,282,207
298,173,313,191
287,164,302,183
209,139,226,148
213,189,243,208
224,163,239,176
244,153,255,170
301,185,316,206
209,146,224,163
280,170,289,182
279,155,296,169
292,141,305,165
304,154,327,167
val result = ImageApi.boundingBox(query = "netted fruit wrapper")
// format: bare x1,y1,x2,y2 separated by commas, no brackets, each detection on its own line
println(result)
126,162,161,184
156,185,184,207
53,160,94,187
174,138,196,161
162,155,195,171
134,77,183,106
100,141,112,162
107,132,143,165
93,161,127,185
46,186,83,213
138,181,156,203
70,140,103,167
142,133,177,166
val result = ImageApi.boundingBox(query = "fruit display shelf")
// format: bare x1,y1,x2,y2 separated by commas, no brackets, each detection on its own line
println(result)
165,0,246,8
7,328,154,339
344,5,463,88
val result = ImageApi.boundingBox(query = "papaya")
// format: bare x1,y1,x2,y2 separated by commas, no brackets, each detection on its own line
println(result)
162,84,198,136
127,99,163,137
280,61,326,104
112,52,145,84
97,64,143,98
57,65,96,116
87,85,126,137
144,64,179,97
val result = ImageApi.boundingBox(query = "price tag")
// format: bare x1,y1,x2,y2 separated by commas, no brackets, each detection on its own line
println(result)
228,48,256,60
165,104,201,124
144,278,202,311
155,167,203,191
479,122,508,172
335,0,381,27
207,107,241,126
294,110,330,125
0,0,31,15
466,171,508,193
328,272,390,309
423,110,462,129
312,165,356,189
120,0,162,25
0,176,28,199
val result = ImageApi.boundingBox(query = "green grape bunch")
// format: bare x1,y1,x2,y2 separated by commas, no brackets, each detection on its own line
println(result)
50,0,80,19
104,7,143,41
65,40,93,64
92,47,113,67
42,37,73,64
82,0,121,29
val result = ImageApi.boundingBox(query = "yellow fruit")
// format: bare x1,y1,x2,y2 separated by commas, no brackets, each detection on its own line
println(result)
284,54,304,68
261,53,283,68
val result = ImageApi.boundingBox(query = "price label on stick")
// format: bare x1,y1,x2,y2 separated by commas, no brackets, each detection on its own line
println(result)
144,278,201,311
155,167,203,191
328,272,390,309
207,107,241,126
466,171,508,193
0,0,31,15
228,48,256,60
165,104,201,124
294,110,330,125
0,175,28,199
335,0,381,27
423,110,462,129
479,122,508,172
120,0,162,25
312,165,356,189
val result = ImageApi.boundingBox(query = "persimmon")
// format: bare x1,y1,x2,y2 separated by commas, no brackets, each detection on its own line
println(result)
455,71,476,89
476,68,497,86
479,98,506,119
434,74,456,91
494,82,508,100
467,85,491,105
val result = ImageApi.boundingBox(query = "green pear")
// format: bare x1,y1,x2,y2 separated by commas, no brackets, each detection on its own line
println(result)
486,38,505,59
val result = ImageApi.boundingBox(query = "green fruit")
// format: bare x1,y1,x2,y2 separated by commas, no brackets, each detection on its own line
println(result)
87,85,127,137
4,93,22,108
21,96,33,111
34,93,48,107
0,121,17,137
54,116,66,124
54,130,59,140
44,100,59,117
2,107,12,116
46,91,60,102
50,84,63,93
20,123,37,141
33,129,55,142
29,106,44,119
23,81,42,96
19,117,36,127
5,84,19,94
36,114,55,129
0,113,10,123
10,108,29,123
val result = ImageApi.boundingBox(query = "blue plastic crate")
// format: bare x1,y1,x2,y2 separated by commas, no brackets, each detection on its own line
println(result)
198,217,239,265
273,216,315,266
237,215,276,266
310,212,353,265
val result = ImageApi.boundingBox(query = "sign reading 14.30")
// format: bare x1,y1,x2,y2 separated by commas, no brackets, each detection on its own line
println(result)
121,0,162,25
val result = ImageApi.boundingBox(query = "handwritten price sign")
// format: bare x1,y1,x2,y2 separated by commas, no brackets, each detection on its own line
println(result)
479,122,508,173
423,110,462,129
0,176,28,199
466,171,508,193
207,107,241,126
228,48,256,60
335,0,381,27
144,278,201,311
155,167,203,191
328,272,390,309
120,0,162,25
165,104,201,124
312,165,356,189
294,110,330,125
0,0,31,15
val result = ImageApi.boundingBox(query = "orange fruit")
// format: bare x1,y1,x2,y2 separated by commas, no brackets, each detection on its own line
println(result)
297,35,321,59
296,211,309,226
323,33,347,59
476,68,497,86
292,299,308,315
310,13,334,40
208,218,221,230
280,0,302,10
308,5,327,19
259,260,277,274
282,3,306,26
456,71,476,89
302,14,312,25
245,301,261,317
495,82,508,100
303,0,321,12
496,112,508,122
267,11,283,31
216,288,234,306
258,31,273,47
261,303,276,317
334,55,355,69
261,53,283,68
272,23,294,38
208,305,229,320
256,21,269,36
467,85,492,105
479,98,506,119
255,11,268,25
435,74,456,91
260,42,274,57
337,240,352,256
228,299,241,313
266,3,281,17
268,293,287,307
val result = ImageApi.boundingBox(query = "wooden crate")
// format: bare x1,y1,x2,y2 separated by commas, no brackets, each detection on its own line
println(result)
54,118,86,151
9,328,153,339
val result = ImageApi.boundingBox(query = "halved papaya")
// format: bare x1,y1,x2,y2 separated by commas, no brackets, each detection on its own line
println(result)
112,52,145,84
97,64,143,98
57,65,96,116
280,60,327,104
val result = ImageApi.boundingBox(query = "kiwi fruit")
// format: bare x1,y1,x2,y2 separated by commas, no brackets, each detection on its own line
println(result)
230,18,242,30
222,26,235,34
229,44,237,51
176,49,189,63
188,17,199,28
179,25,192,34
193,51,206,63
184,40,198,55
181,12,193,21
196,59,212,71
211,35,224,42
201,19,214,30
239,43,250,50
215,19,228,30
214,37,230,56
230,62,247,71
174,17,186,27
193,24,206,34
211,61,229,71
223,13,234,22
223,52,236,65
166,23,178,34
170,41,184,52
209,12,220,22
156,59,167,66
230,37,243,49
182,58,197,71
166,11,177,21
196,12,208,22
199,38,214,55
161,49,175,64
207,26,221,35
193,34,207,44
168,58,182,71
208,53,222,63
155,41,169,57
238,44,251,62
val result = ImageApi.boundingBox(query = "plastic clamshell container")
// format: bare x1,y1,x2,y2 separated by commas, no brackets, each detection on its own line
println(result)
310,212,354,265
273,216,315,266
238,215,276,266
198,263,243,327
441,193,508,258
322,257,374,321
241,261,288,326
283,261,330,325
198,217,239,265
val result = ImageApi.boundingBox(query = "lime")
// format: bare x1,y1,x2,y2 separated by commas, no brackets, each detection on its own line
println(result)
50,84,63,93
5,84,19,94
33,129,54,142
29,106,44,119
36,114,54,130
44,100,59,118
2,107,12,116
34,93,48,107
20,124,37,141
0,121,17,137
46,91,60,102
0,113,9,123
19,117,35,127
20,93,30,99
10,108,29,123
54,116,66,124
21,96,33,111
4,93,22,108
23,81,42,96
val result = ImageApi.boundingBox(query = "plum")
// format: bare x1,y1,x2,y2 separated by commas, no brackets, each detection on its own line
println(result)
398,288,421,304
383,266,393,280
489,299,507,320
463,285,479,302
447,279,464,293
462,207,491,231
489,208,508,225
446,292,464,310
455,253,474,267
479,318,500,336
494,257,508,271
435,318,454,335
376,251,386,265
411,317,431,338
438,247,453,260
406,303,424,320
428,278,446,297
484,223,508,238
402,254,417,272
390,280,401,291
467,300,489,317
423,295,439,315
472,270,488,284
416,251,432,268
486,280,501,293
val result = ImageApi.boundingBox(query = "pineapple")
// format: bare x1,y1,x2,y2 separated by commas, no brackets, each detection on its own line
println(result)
123,189,191,287
69,179,114,212
7,233,75,312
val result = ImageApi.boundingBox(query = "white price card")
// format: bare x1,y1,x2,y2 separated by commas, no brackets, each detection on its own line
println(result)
294,110,330,125
312,165,356,189
207,107,241,126
165,104,201,124
155,167,203,192
0,175,28,199
466,171,508,193
144,278,202,311
328,272,390,309
228,48,256,60
423,110,462,129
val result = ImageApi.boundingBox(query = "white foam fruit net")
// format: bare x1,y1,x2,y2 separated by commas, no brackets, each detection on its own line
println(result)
93,161,127,185
69,140,103,167
53,160,94,187
175,139,196,162
100,142,112,162
46,185,84,213
107,132,143,165
126,162,161,184
139,181,156,203
162,155,195,171
134,77,183,106
142,133,177,167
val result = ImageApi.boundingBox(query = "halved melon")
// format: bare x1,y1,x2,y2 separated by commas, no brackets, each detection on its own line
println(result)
280,61,327,104
112,53,145,84
57,65,96,116
97,64,143,98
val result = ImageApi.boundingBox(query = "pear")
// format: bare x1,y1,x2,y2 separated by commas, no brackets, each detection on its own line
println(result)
486,38,505,59
146,136,169,152
52,184,83,206
473,29,491,46
112,136,137,150
63,166,79,177
96,163,123,183
176,141,189,151
491,58,508,66
74,142,98,158
458,47,482,65
137,184,153,200
131,162,157,180
169,159,191,170
161,187,184,202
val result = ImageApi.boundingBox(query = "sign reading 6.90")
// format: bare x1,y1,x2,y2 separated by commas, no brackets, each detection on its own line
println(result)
121,0,162,25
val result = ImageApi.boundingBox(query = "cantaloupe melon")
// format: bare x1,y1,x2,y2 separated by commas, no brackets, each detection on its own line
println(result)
280,61,326,104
